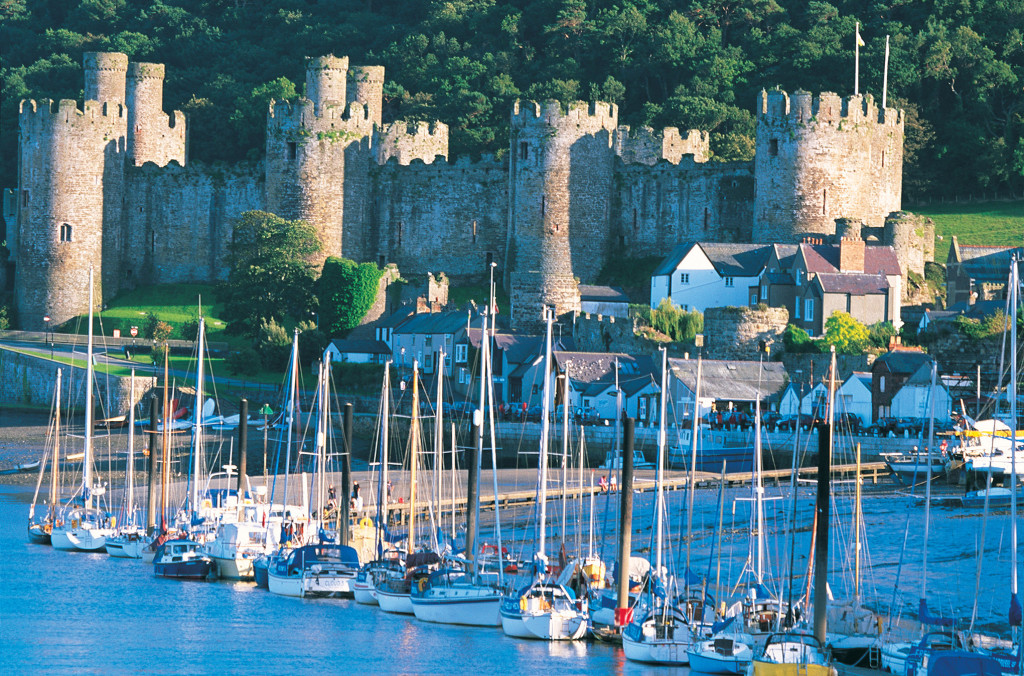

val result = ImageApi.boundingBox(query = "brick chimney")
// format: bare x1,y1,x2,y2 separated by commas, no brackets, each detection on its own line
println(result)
838,237,865,272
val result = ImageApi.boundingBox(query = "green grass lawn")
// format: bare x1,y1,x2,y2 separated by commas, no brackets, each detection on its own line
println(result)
56,283,239,344
915,200,1024,263
447,284,511,313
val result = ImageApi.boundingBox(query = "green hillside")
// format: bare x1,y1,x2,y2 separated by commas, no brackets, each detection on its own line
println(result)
916,201,1024,263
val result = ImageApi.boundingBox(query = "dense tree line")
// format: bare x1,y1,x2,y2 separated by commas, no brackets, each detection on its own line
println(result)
2,0,1021,200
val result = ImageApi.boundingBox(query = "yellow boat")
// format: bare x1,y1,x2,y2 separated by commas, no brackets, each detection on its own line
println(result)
751,631,838,676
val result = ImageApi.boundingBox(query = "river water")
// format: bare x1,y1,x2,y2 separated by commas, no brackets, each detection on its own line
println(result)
1,473,1018,674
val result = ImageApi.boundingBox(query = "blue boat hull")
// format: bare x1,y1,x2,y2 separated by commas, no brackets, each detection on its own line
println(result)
253,557,269,588
155,559,213,580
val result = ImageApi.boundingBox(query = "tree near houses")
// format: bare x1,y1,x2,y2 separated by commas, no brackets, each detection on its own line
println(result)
317,257,385,336
220,211,322,335
823,311,870,354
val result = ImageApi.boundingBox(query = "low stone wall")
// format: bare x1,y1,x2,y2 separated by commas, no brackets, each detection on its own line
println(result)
570,312,661,354
703,306,789,360
0,347,154,415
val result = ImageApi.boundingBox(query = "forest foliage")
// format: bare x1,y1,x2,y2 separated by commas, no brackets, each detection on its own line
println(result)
2,0,1021,199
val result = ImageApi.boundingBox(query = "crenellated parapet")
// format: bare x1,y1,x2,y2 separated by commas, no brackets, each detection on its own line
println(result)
615,126,709,165
753,88,904,244
375,120,449,165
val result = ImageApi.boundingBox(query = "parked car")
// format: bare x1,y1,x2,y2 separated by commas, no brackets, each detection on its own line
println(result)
525,405,544,422
835,412,862,434
761,411,784,429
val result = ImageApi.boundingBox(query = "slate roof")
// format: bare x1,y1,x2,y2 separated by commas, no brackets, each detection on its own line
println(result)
815,272,889,295
699,243,771,277
905,362,938,386
553,351,658,384
652,242,771,278
668,358,788,401
841,372,872,390
579,285,630,303
464,330,575,362
378,306,416,329
873,349,933,375
801,243,901,276
771,244,799,269
394,310,472,336
653,243,697,276
764,271,794,285
328,339,391,356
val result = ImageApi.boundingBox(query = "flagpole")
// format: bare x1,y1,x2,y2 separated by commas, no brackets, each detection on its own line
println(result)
855,21,861,96
882,35,890,109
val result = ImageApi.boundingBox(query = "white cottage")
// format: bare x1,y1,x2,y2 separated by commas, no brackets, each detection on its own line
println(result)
835,372,873,425
890,363,952,419
650,242,770,312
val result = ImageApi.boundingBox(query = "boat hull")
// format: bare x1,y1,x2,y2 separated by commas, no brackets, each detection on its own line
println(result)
27,524,51,545
210,554,255,581
500,605,533,638
376,588,415,614
522,611,588,641
253,557,270,588
687,651,750,674
622,634,691,665
750,662,836,676
51,526,110,552
155,560,213,580
412,592,501,627
106,534,148,559
352,580,378,605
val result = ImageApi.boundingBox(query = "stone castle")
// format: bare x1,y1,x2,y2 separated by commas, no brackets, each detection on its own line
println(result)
11,52,912,331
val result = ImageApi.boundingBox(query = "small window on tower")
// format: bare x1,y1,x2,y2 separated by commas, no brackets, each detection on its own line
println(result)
472,220,478,243
287,142,297,160
398,221,403,246
378,255,386,268
881,150,885,168
519,142,528,160
822,189,827,216
541,195,546,217
59,223,72,242
486,252,493,267
769,139,779,156
22,190,29,206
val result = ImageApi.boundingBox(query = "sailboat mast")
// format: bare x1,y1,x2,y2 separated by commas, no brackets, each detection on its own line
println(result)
755,397,764,582
435,351,444,532
687,348,702,581
192,317,205,516
127,369,135,522
561,362,570,545
1009,257,1019,604
485,307,505,585
280,329,299,540
84,267,95,510
51,369,62,519
656,347,667,577
160,351,170,532
854,442,862,601
381,363,391,535
538,307,554,567
409,361,421,555
921,361,938,605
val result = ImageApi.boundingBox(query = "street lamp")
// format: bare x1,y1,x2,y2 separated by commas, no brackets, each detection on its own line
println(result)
43,315,52,359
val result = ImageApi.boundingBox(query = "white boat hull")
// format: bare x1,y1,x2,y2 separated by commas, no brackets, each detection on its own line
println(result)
500,607,533,638
51,526,110,552
686,638,754,674
622,634,691,665
412,592,501,627
376,589,414,614
210,554,255,580
522,610,588,640
352,581,378,605
880,641,912,675
267,572,303,597
105,535,148,559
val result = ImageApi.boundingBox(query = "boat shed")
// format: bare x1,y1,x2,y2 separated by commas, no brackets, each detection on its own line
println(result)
667,358,788,419
890,362,952,419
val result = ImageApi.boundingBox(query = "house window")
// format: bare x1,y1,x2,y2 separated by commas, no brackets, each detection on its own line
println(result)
519,141,528,160
424,353,433,369
455,344,468,363
761,284,768,297
460,368,468,384
796,269,802,286
750,294,758,305
795,300,801,319
805,298,815,321
59,223,72,242
286,142,297,160
679,273,690,285
769,139,779,156
424,336,433,348
880,376,886,393
724,277,734,287
583,399,591,408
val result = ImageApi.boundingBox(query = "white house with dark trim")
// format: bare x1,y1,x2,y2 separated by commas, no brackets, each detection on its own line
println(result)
650,242,769,311
323,338,392,365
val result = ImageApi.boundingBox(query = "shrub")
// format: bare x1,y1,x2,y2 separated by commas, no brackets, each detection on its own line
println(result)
868,321,897,349
180,318,200,342
317,257,384,336
226,347,262,376
823,311,870,354
782,323,815,352
143,312,161,339
649,298,703,343
256,318,291,370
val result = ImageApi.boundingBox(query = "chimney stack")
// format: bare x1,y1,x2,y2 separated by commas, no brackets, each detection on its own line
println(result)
839,237,865,273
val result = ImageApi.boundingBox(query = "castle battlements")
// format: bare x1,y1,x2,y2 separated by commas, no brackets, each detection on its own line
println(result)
376,120,449,165
758,89,902,127
512,99,618,132
19,98,126,128
14,52,910,333
267,97,374,134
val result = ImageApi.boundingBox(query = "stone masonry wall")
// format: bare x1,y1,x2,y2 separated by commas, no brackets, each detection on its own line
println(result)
703,305,789,360
0,347,154,415
122,162,263,288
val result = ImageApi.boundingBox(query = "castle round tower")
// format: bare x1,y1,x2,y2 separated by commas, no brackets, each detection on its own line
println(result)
16,53,130,329
507,100,618,330
265,55,375,266
752,89,903,243
347,65,385,129
126,62,186,168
